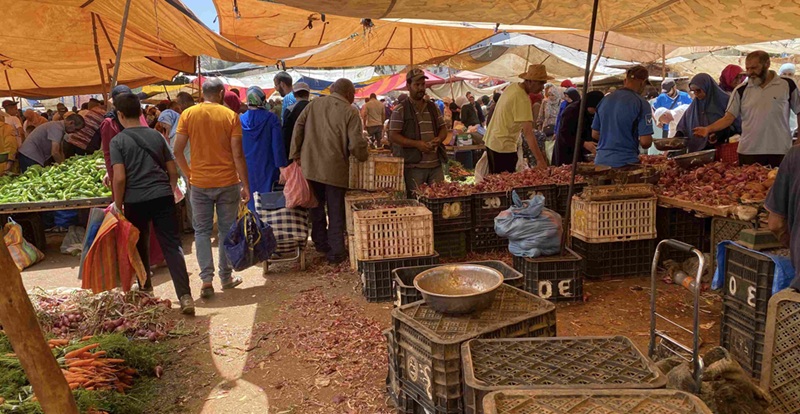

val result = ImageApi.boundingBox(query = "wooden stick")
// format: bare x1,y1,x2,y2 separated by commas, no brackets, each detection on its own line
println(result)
110,0,133,89
587,32,608,89
91,13,110,108
0,244,78,413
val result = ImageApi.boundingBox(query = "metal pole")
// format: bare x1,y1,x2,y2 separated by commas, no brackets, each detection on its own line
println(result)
91,13,110,106
662,44,667,79
588,32,609,89
562,0,601,251
110,0,133,89
409,28,414,66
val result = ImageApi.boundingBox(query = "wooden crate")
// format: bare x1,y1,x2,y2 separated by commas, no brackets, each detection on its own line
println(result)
352,202,433,261
349,155,405,192
571,195,657,243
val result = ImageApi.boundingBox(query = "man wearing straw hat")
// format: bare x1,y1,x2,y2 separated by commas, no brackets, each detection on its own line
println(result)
483,64,550,173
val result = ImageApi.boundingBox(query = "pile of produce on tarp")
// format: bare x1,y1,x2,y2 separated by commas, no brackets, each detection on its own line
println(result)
0,153,110,204
657,160,776,205
415,165,585,198
0,289,178,414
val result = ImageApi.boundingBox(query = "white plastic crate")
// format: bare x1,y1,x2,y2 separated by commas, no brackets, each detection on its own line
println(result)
571,195,657,243
349,155,405,192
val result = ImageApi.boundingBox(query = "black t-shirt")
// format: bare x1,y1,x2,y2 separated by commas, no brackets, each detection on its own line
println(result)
282,100,310,160
109,126,174,203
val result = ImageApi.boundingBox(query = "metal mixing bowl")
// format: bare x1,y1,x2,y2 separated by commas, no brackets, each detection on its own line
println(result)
673,149,716,169
653,137,688,151
413,264,504,314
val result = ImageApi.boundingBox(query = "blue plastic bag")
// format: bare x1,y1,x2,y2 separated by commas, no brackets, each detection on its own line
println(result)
495,191,563,258
712,240,795,294
224,204,277,271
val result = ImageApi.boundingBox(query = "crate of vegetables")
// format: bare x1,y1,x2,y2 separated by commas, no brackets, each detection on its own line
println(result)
352,200,434,261
416,182,474,233
349,154,405,192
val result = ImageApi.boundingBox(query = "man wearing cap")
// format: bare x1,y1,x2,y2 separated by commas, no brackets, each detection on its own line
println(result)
18,115,85,172
591,65,654,168
100,85,149,180
363,93,386,147
389,69,448,196
695,50,800,166
653,78,692,136
483,64,550,173
282,81,311,160
291,79,368,264
2,100,23,146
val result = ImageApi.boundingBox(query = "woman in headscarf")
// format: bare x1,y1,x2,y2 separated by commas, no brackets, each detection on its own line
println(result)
538,84,563,137
156,108,180,147
23,109,47,137
555,88,580,139
676,73,741,152
553,91,604,166
719,64,746,93
240,86,287,212
457,95,480,127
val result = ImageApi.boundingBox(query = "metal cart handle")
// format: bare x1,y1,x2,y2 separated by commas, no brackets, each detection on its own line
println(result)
649,238,706,393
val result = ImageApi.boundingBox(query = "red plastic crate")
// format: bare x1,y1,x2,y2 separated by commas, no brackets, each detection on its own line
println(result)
716,142,739,164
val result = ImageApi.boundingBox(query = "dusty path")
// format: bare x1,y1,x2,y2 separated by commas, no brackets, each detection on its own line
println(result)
20,233,722,413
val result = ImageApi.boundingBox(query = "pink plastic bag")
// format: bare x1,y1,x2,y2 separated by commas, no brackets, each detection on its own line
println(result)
280,163,318,209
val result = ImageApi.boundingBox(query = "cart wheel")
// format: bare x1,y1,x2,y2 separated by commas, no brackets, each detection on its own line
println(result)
262,260,269,275
299,249,306,271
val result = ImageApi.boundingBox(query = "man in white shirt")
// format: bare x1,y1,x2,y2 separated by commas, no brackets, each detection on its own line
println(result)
2,100,23,146
694,50,800,166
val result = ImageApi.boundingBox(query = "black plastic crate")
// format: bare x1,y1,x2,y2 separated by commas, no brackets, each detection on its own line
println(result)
472,191,510,226
462,336,667,414
470,225,508,252
656,207,711,262
513,248,584,302
392,261,525,307
419,196,473,233
392,285,557,413
434,230,469,258
570,237,656,279
711,218,757,271
511,185,558,211
555,183,587,218
721,244,776,317
358,254,439,302
721,302,766,378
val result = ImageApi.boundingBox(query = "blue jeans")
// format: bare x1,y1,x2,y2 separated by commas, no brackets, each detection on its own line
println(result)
191,184,240,284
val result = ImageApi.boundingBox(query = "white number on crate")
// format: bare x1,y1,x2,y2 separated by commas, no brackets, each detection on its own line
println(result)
747,286,756,308
407,355,419,382
483,197,501,209
538,280,573,298
442,202,462,219
728,276,737,297
421,365,433,401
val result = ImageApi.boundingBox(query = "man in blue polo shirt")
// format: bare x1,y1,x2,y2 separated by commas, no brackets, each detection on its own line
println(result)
591,65,654,167
654,78,692,135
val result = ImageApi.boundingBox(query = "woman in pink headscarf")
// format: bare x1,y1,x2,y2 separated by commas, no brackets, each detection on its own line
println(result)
223,91,242,113
719,64,746,93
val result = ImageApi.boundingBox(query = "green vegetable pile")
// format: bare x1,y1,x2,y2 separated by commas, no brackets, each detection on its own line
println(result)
0,152,111,204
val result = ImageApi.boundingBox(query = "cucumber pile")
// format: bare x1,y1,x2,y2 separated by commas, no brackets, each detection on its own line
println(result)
0,152,111,204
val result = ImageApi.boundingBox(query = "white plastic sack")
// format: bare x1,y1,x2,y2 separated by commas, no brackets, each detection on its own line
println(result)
495,192,562,258
60,225,86,256
474,152,489,184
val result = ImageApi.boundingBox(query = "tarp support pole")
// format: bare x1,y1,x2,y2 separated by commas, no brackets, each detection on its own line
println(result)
588,32,609,88
110,0,133,89
91,13,109,106
409,28,414,66
4,70,14,104
662,44,667,79
562,0,601,251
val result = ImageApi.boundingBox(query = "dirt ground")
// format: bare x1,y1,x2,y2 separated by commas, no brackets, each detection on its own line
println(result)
21,232,722,414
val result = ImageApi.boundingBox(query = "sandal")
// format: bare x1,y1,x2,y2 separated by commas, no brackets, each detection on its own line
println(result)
200,285,215,299
221,276,243,290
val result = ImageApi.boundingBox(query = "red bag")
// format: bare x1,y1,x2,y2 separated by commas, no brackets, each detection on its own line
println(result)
280,163,318,209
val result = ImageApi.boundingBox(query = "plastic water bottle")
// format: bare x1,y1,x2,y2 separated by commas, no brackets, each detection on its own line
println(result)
673,270,697,291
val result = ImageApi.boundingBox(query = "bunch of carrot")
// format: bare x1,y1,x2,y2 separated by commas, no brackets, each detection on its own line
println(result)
56,337,137,393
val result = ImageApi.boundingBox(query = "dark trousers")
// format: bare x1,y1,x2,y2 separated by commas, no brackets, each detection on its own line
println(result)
308,181,346,261
487,148,518,174
18,153,40,174
125,195,191,299
738,153,785,168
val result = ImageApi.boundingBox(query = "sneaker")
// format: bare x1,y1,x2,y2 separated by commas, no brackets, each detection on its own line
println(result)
179,295,195,316
221,276,243,290
200,285,215,299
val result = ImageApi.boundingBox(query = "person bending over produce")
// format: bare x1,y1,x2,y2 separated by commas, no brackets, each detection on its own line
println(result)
766,145,800,290
17,115,85,173
0,118,17,174
110,92,195,315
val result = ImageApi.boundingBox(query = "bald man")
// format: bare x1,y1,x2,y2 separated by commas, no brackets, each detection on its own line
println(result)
290,78,368,264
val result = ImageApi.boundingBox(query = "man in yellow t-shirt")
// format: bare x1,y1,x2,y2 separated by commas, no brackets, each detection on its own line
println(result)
0,119,17,174
174,78,250,299
483,64,550,173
